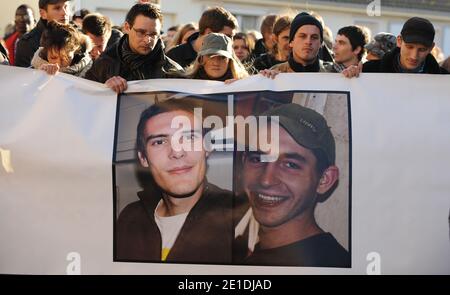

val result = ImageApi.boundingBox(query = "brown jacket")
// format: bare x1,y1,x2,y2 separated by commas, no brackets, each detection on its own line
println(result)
271,59,332,73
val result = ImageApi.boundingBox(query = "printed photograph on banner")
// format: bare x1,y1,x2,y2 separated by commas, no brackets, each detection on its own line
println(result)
233,91,351,267
112,91,351,267
113,92,234,264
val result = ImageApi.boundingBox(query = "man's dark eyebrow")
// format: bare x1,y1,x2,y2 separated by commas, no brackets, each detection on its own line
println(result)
145,134,168,144
145,129,203,143
246,150,266,156
283,152,308,163
246,151,307,163
134,28,160,36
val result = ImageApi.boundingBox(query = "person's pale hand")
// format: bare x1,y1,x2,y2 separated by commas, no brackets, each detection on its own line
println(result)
39,63,60,75
342,62,363,78
105,76,128,94
260,69,280,79
224,78,238,84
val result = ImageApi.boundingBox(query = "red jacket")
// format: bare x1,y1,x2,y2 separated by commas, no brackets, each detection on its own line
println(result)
5,31,20,66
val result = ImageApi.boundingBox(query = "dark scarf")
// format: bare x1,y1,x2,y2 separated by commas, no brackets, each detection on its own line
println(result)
120,35,165,80
194,67,234,81
288,52,320,72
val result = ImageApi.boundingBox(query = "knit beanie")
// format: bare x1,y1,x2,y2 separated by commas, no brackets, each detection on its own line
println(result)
289,12,323,42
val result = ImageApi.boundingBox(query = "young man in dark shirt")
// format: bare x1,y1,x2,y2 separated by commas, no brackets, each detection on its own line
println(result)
363,17,448,74
270,12,333,73
116,99,233,264
331,25,368,72
239,103,350,267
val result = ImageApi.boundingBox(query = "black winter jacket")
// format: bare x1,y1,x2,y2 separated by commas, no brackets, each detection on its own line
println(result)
166,32,199,68
85,35,183,83
15,19,47,68
363,47,448,74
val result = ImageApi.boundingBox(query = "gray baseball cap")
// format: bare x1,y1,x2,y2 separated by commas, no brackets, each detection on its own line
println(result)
261,103,336,165
198,33,234,60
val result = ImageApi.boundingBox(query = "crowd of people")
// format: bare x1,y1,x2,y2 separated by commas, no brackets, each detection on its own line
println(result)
2,0,449,267
1,0,449,90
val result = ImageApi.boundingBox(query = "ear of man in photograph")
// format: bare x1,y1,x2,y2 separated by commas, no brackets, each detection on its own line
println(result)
241,103,350,267
115,99,233,264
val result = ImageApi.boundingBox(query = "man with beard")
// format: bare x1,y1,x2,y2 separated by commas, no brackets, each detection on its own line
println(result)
269,12,332,73
85,3,183,93
116,99,233,263
15,0,71,67
239,103,349,267
260,12,362,78
4,5,36,66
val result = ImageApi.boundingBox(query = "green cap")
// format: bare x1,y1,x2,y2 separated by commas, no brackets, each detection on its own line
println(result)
261,103,336,165
198,33,234,60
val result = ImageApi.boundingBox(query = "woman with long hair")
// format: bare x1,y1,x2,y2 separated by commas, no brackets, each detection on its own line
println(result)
166,22,197,52
184,32,248,81
233,32,258,74
31,21,92,77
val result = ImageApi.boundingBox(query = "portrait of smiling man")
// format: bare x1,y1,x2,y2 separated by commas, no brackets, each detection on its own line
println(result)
240,103,350,267
115,99,233,264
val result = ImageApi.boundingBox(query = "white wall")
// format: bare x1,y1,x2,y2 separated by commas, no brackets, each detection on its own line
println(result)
160,0,203,31
0,0,39,38
2,0,449,57
77,0,136,26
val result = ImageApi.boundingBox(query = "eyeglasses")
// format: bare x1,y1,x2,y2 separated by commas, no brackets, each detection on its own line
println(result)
132,27,159,39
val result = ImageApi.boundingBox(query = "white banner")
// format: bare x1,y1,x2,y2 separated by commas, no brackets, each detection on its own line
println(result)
0,65,449,274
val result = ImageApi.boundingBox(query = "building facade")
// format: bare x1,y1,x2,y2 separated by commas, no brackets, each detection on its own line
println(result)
2,0,450,56
79,0,450,57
